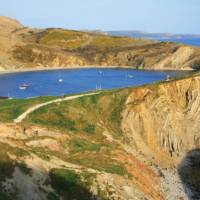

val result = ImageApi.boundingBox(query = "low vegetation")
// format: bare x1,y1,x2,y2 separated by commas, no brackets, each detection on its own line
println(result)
0,96,57,122
69,138,103,153
25,89,131,136
38,29,151,49
49,168,96,200
0,143,30,199
17,89,131,176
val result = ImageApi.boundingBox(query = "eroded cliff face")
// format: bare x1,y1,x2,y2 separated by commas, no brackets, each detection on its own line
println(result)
96,44,200,70
1,75,200,199
122,75,200,167
1,16,200,71
12,39,200,71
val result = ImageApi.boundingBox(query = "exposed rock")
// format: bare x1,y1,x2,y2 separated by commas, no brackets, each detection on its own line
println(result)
0,16,200,71
122,76,200,167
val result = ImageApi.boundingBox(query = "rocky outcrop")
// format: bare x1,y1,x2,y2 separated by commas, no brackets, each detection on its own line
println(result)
95,44,200,70
122,75,200,167
12,39,200,71
0,16,200,71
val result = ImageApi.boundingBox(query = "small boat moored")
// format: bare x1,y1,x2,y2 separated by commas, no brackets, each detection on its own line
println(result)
127,74,134,78
98,70,103,75
19,84,31,90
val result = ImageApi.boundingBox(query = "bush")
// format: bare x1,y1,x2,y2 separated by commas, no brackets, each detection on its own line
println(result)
83,124,95,134
70,139,102,152
49,169,94,200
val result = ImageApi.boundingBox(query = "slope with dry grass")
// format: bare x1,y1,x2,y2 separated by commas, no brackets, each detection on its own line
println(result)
1,16,200,71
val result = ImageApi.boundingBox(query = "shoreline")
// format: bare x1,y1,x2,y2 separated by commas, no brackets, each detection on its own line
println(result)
0,65,194,75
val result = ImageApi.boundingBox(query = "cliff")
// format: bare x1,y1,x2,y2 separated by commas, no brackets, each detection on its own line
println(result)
1,16,200,71
0,74,200,199
122,74,200,160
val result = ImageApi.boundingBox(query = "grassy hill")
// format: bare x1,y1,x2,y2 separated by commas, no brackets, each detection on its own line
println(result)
1,16,200,71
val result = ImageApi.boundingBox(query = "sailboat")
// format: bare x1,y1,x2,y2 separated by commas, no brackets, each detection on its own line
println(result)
96,83,102,91
58,70,64,83
166,74,171,81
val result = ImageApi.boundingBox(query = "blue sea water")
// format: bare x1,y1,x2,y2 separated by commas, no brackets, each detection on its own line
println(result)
158,38,200,47
0,68,190,99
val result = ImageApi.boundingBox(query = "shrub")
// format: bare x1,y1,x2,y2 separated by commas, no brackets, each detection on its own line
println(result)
83,124,95,134
49,169,94,200
103,164,126,176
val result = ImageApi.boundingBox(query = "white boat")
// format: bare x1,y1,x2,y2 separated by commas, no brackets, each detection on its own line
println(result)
96,83,102,91
58,79,63,83
128,74,134,78
19,86,27,90
19,83,31,90
166,74,171,81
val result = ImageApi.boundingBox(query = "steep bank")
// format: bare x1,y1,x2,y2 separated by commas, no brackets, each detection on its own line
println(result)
122,74,200,165
1,16,200,71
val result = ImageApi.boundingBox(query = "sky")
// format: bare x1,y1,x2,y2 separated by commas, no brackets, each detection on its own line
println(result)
0,0,200,34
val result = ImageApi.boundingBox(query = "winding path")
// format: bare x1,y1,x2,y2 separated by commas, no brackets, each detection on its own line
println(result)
14,92,100,123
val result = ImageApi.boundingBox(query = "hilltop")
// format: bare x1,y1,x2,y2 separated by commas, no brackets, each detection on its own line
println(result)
0,16,22,29
1,16,200,71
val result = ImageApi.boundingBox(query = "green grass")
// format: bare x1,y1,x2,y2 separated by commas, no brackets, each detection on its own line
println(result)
49,168,96,200
0,96,57,122
17,162,32,175
38,29,151,50
0,143,31,199
47,192,59,200
69,138,103,153
83,124,96,134
68,153,127,176
89,35,150,48
29,147,51,161
103,164,127,176
25,89,131,138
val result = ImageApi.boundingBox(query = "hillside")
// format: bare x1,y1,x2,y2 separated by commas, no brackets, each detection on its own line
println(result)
0,73,199,199
1,16,200,71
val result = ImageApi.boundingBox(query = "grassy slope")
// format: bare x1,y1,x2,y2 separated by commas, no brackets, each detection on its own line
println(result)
0,96,57,122
0,89,137,199
25,89,130,136
22,89,131,175
38,29,151,49
0,88,131,177
12,28,154,67
14,27,200,71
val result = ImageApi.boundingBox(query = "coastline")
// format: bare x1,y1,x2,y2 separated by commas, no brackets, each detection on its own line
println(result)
0,66,134,75
0,65,193,75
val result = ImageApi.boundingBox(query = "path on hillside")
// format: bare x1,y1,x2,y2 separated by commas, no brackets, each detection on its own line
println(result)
14,92,100,123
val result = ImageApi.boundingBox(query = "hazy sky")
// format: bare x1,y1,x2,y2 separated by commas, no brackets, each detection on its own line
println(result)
0,0,200,34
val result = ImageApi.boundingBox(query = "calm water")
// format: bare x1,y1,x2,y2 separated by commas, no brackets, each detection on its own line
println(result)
158,38,200,47
0,68,190,99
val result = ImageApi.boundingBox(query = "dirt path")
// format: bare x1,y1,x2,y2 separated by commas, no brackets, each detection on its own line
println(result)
14,92,100,123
